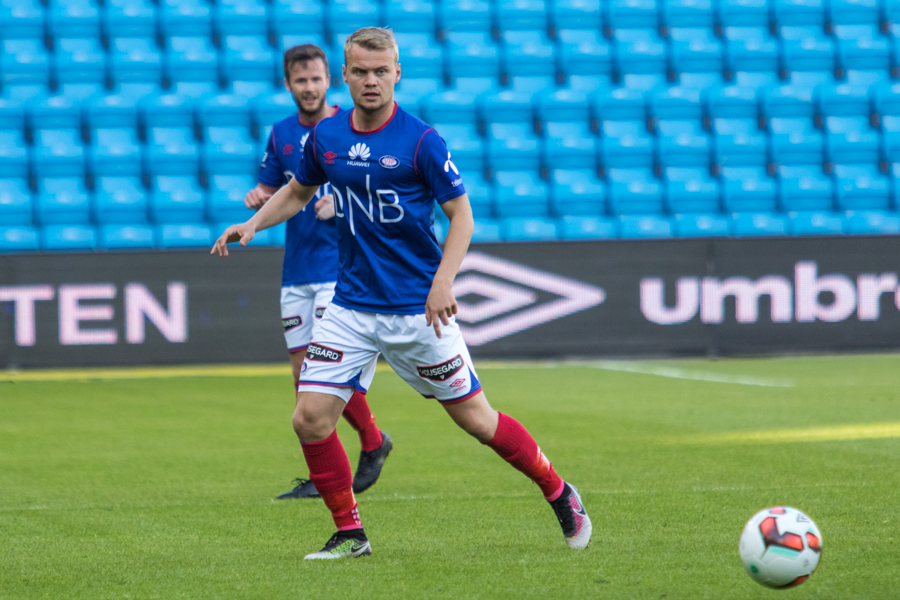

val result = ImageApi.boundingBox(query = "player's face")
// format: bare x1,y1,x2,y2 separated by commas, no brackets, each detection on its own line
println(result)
342,45,400,114
284,59,330,117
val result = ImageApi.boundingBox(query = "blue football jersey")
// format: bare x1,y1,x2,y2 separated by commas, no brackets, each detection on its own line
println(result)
259,107,345,286
295,103,467,315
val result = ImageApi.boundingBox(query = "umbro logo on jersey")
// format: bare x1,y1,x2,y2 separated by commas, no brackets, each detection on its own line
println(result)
307,343,343,362
416,355,465,381
379,155,400,169
348,143,371,167
283,144,294,155
324,151,337,164
282,316,302,331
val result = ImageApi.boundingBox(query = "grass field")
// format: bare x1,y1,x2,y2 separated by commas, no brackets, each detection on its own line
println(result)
2,354,900,599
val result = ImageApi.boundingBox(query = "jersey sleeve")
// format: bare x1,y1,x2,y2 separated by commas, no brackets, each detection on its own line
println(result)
414,129,466,204
295,126,328,187
258,131,286,187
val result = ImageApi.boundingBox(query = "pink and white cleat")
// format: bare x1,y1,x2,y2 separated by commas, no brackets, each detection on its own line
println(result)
549,483,592,549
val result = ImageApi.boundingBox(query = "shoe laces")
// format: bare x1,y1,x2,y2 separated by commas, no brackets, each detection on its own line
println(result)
290,477,312,490
550,488,576,534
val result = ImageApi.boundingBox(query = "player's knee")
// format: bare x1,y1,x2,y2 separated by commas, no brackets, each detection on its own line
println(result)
456,412,497,443
292,406,328,441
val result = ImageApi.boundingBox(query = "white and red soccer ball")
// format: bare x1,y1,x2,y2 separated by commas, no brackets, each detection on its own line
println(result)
739,506,823,589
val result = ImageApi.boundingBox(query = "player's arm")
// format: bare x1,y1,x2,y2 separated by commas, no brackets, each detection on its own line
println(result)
211,177,320,256
426,193,474,338
244,182,279,210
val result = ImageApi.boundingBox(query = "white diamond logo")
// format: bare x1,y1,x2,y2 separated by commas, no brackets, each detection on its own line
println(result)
299,132,310,149
348,142,370,161
454,252,606,346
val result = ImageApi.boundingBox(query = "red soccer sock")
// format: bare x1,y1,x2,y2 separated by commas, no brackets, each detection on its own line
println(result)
301,430,361,531
485,412,566,501
342,391,384,453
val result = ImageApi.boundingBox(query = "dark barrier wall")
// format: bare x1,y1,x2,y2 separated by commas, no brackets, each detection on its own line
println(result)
2,236,900,368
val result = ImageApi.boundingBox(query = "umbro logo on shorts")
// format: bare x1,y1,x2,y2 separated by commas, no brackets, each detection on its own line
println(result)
314,306,326,319
307,343,343,362
416,355,464,381
282,316,302,331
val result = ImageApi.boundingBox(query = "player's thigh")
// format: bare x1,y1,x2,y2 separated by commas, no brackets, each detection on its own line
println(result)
377,314,482,405
298,305,380,403
281,285,317,354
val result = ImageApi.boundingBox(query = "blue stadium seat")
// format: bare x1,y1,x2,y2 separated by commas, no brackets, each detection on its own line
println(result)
763,86,823,165
214,0,267,37
481,89,535,127
778,165,834,211
109,38,164,92
607,168,664,214
560,215,617,239
98,224,155,249
446,32,501,80
251,93,296,133
150,175,205,223
557,30,613,83
47,0,101,40
731,70,779,90
501,31,557,80
31,129,86,178
395,35,443,81
93,176,148,224
834,25,891,86
462,174,492,217
202,127,256,174
103,0,157,38
271,0,324,39
53,38,107,100
567,74,612,94
502,217,559,241
716,0,770,28
158,0,213,38
0,0,44,39
663,0,715,29
85,95,139,132
600,120,654,169
197,93,252,131
157,223,213,248
543,122,598,170
28,95,82,131
828,0,879,24
535,88,592,126
820,85,879,165
772,0,825,26
0,98,25,131
707,86,767,168
497,0,549,31
844,210,900,234
731,212,788,235
0,225,40,252
607,0,659,29
326,0,380,35
832,164,890,210
1,39,50,88
164,37,220,96
493,170,550,217
140,92,195,129
0,130,28,179
668,28,724,84
145,126,199,175
612,29,668,91
789,210,844,235
656,120,712,168
723,26,778,77
650,85,703,123
221,36,276,92
277,34,327,56
422,90,479,125
881,112,900,165
88,128,142,176
207,174,256,222
780,27,835,89
674,213,731,237
0,179,32,225
432,123,484,174
35,178,91,224
720,166,777,212
471,218,503,243
41,224,97,251
384,0,436,32
439,0,492,34
550,169,606,216
619,214,674,238
665,167,720,212
552,0,603,31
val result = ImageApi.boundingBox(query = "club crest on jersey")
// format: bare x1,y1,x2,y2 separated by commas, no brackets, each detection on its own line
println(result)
379,155,400,169
306,343,343,362
417,355,465,381
282,316,302,331
347,143,371,167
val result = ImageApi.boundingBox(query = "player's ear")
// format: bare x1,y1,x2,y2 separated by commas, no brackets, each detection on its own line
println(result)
342,64,348,85
395,62,401,84
283,78,290,92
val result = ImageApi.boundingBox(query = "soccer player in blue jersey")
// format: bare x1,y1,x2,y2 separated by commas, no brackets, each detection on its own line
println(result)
244,44,392,500
214,28,591,559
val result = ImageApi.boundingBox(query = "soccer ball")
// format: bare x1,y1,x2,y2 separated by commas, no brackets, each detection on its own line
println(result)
739,506,822,589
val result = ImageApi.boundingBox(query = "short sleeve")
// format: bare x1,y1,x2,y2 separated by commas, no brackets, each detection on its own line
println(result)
415,129,466,204
295,126,328,187
258,132,286,187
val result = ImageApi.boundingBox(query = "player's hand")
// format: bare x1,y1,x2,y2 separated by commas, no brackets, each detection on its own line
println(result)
314,194,336,220
244,187,272,210
425,277,457,339
211,223,255,257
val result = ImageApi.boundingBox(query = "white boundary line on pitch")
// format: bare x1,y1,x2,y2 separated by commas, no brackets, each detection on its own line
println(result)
583,361,795,388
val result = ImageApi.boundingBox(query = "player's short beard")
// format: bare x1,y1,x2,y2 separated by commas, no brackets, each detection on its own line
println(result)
298,94,326,120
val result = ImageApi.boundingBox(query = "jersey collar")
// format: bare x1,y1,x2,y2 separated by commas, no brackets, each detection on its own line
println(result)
350,102,398,135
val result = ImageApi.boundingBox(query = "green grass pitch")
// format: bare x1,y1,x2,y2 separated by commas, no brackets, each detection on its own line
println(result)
2,354,900,599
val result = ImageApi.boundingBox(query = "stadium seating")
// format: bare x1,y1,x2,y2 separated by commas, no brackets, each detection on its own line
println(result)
1,0,900,251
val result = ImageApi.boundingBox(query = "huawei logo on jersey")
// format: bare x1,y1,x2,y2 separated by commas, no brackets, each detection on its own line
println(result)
348,143,371,167
324,151,337,164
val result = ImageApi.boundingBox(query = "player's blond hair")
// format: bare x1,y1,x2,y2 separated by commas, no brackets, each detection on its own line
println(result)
343,27,399,64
